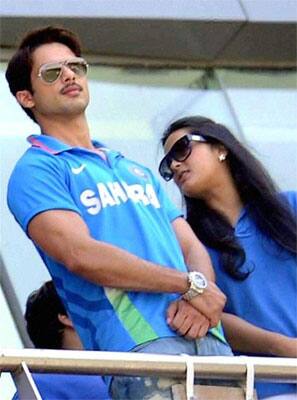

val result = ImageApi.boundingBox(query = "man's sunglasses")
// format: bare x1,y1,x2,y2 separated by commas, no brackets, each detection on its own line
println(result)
159,133,207,181
37,57,88,84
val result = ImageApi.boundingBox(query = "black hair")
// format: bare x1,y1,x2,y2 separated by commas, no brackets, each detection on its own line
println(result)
25,280,67,349
5,26,82,123
162,116,297,280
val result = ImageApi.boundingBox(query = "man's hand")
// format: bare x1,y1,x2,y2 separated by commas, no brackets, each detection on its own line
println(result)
188,281,226,328
167,299,210,340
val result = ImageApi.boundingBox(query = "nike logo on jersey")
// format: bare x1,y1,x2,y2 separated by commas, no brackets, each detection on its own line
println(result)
71,164,86,174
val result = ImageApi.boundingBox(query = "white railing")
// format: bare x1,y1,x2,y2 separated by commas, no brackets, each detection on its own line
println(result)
1,349,297,400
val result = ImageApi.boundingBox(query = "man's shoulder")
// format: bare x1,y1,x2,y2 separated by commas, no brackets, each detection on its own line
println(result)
7,145,65,204
10,145,61,179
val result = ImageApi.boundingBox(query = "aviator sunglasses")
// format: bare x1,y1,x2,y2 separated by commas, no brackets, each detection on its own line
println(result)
159,133,207,181
37,57,88,84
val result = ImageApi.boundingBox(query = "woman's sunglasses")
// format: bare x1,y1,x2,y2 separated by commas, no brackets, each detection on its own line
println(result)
37,57,88,84
159,133,207,181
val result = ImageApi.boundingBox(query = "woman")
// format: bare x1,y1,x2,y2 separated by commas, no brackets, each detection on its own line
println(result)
159,116,297,400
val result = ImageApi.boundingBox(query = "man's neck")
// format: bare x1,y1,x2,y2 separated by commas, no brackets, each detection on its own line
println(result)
39,114,94,149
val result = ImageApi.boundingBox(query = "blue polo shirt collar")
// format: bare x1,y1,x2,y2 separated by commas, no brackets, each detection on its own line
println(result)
234,206,254,237
27,134,105,155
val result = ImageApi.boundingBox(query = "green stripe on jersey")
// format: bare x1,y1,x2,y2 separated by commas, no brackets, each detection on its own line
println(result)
209,321,227,343
105,288,158,344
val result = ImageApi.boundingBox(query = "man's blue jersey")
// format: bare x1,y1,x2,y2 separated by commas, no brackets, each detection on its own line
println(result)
8,134,225,353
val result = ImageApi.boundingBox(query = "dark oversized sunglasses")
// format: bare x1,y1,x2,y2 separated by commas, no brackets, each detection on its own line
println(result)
159,133,207,181
38,57,88,84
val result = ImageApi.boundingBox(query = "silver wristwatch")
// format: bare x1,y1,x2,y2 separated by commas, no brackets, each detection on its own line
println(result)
183,271,208,301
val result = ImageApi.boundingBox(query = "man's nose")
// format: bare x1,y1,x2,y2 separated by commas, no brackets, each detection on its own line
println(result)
61,65,76,81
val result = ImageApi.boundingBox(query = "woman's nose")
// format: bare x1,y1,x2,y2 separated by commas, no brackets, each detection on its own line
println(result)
170,159,182,171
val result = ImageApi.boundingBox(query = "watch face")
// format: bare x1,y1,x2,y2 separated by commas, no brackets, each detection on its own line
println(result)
193,272,207,289
183,272,208,301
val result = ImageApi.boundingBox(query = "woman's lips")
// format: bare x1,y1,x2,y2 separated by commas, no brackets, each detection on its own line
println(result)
176,170,189,185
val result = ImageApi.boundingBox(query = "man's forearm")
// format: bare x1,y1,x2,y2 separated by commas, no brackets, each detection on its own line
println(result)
184,243,215,282
28,210,190,294
28,210,224,325
68,236,190,293
172,218,215,281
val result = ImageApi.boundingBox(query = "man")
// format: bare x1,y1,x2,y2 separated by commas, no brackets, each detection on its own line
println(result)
12,281,110,400
6,26,231,399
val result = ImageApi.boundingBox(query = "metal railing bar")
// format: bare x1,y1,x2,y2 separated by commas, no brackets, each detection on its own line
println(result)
12,361,42,400
1,349,296,383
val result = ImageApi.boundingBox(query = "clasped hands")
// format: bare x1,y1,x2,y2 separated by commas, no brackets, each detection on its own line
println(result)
167,281,226,340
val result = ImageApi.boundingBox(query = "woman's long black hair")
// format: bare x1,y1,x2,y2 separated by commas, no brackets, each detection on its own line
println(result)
161,116,297,280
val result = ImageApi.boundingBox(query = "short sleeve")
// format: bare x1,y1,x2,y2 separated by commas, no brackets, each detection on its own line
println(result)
150,171,183,222
7,150,81,234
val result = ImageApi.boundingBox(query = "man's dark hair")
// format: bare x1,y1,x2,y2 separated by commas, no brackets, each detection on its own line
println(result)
162,116,297,280
25,280,67,349
5,26,82,123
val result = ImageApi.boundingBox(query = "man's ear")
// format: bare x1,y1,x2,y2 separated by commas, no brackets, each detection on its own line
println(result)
16,90,35,109
58,313,74,328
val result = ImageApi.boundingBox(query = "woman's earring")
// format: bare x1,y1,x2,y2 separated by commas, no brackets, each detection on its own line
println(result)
218,153,226,162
